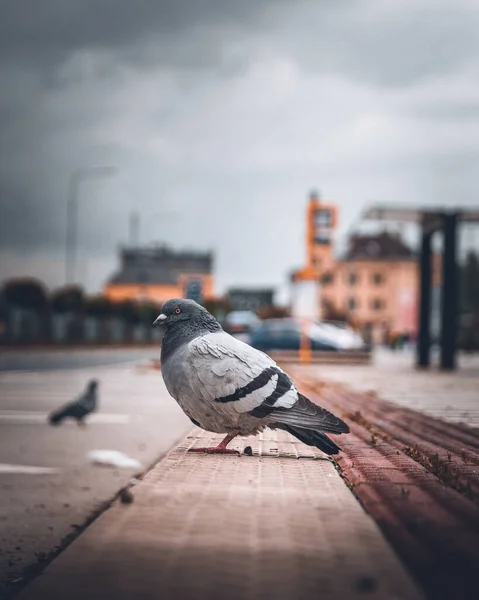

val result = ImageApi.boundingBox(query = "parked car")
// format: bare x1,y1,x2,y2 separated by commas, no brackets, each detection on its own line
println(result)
310,321,365,351
225,311,261,335
249,319,339,352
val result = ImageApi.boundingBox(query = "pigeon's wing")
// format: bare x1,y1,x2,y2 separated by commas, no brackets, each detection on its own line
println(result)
186,332,298,415
267,393,350,434
78,390,96,415
188,332,349,434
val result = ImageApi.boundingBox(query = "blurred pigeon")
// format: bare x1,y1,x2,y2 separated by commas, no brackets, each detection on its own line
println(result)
154,300,349,455
48,380,98,426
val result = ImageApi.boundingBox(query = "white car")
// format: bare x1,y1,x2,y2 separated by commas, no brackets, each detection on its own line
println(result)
308,321,365,351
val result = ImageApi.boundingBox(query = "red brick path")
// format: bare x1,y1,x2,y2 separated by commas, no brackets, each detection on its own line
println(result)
289,369,479,600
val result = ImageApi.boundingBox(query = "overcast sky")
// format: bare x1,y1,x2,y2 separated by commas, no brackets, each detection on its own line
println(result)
1,0,479,300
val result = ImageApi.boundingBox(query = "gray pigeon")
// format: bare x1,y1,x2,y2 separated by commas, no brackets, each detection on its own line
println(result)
154,299,349,455
48,379,98,426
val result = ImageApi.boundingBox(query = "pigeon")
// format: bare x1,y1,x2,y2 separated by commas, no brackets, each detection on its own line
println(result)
154,299,349,455
48,379,98,426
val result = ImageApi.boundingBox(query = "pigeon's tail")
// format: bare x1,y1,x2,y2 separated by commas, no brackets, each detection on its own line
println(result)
48,407,68,426
277,423,342,455
267,392,349,454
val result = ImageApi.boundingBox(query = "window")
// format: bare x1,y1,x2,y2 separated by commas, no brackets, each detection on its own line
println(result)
314,209,333,244
372,272,384,285
371,298,384,310
321,272,334,285
348,297,357,311
348,272,358,286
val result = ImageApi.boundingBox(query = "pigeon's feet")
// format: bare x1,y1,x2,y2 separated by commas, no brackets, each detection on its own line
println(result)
188,447,240,455
188,433,239,455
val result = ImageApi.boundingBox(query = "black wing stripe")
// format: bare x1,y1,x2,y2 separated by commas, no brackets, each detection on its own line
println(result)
215,366,282,403
249,370,293,418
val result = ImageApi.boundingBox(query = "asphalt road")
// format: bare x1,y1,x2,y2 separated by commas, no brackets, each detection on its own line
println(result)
0,348,160,372
0,351,191,597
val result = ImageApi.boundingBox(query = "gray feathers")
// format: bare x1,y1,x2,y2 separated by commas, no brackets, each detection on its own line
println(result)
266,393,350,434
159,299,221,364
158,299,350,455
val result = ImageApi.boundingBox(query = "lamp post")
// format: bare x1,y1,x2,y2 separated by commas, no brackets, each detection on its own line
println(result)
65,166,117,285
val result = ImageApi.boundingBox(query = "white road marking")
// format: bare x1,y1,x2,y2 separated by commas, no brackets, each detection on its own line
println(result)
88,450,142,470
0,463,60,475
0,411,133,424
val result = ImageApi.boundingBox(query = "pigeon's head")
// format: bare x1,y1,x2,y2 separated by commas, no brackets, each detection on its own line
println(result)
153,299,221,334
88,380,99,391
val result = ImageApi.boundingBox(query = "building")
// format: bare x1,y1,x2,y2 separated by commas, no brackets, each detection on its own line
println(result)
321,232,418,343
291,192,440,343
291,191,338,284
290,191,338,323
104,246,214,305
227,288,275,312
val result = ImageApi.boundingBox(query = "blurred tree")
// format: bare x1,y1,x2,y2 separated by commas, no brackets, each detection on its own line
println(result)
51,286,84,313
50,286,85,343
2,278,49,342
137,301,161,343
138,301,161,323
85,296,112,318
114,300,140,324
114,300,141,343
3,278,48,311
85,296,112,343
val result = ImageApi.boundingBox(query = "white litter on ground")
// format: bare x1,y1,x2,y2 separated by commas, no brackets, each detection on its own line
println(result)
87,450,142,470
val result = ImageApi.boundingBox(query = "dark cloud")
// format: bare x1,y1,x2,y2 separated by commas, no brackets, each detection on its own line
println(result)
4,1,477,85
0,0,284,71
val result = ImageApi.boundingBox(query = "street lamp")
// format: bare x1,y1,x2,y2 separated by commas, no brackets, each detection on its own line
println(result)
65,166,117,285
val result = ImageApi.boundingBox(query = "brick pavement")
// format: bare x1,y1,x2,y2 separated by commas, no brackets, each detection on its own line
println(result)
15,429,422,600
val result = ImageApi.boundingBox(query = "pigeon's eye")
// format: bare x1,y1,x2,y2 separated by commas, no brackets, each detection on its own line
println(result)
175,308,181,314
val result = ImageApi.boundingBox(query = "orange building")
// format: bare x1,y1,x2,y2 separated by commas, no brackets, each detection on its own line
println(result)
320,233,419,343
291,191,338,283
104,246,214,305
291,192,440,343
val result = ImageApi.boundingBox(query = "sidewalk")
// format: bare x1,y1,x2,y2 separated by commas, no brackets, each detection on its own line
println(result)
303,348,479,427
15,428,422,600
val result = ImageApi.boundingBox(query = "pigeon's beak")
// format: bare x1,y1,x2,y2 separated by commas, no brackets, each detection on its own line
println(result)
153,314,167,327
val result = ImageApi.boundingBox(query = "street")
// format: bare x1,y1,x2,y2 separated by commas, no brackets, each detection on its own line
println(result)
0,350,191,596
0,348,159,372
